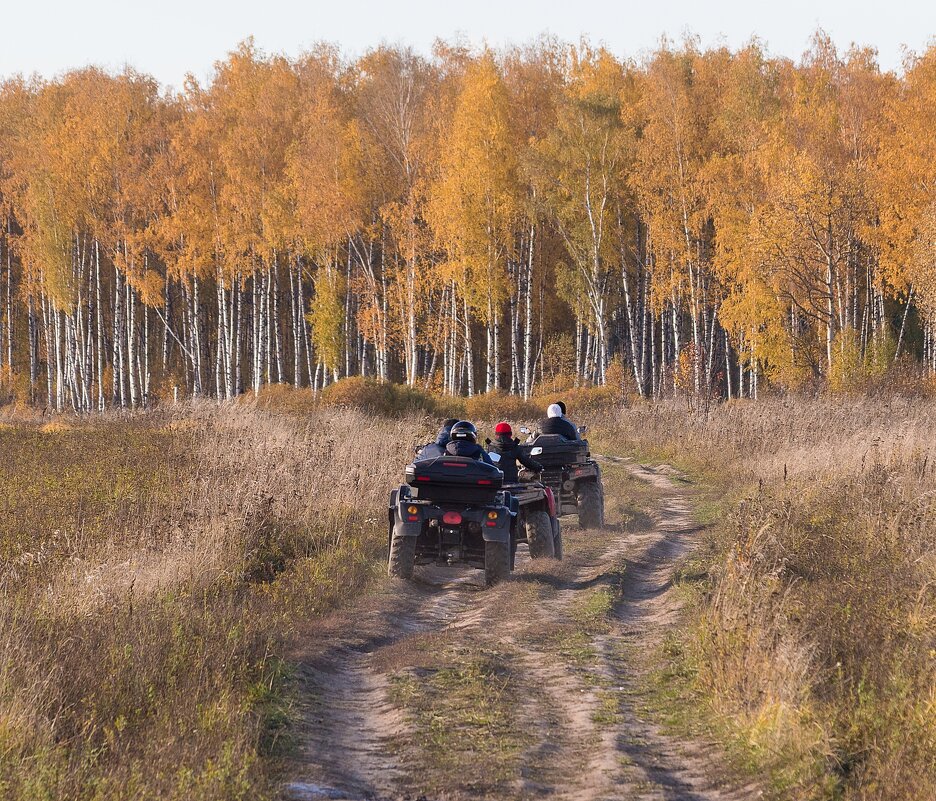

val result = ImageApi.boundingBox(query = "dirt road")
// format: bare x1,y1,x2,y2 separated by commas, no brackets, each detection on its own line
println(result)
284,459,755,801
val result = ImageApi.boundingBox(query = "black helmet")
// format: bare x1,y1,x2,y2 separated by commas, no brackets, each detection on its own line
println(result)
556,401,567,415
450,421,478,443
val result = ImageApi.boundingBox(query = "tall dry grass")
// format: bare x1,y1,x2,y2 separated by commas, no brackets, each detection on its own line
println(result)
592,397,936,800
0,402,419,801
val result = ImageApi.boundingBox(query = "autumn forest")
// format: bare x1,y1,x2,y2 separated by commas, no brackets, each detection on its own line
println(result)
1,33,935,411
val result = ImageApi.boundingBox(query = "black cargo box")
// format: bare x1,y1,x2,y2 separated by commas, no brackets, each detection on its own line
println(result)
521,434,588,467
406,456,504,504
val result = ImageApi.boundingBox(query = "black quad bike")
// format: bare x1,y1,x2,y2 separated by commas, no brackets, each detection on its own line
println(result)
387,455,561,586
518,429,605,529
387,455,515,585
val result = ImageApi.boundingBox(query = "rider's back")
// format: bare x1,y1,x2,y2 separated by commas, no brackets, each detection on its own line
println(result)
445,439,490,462
539,416,579,441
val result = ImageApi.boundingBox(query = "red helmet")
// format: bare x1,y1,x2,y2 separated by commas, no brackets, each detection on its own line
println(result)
495,421,512,435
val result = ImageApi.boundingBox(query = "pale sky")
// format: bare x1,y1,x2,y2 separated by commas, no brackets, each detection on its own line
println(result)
3,0,934,89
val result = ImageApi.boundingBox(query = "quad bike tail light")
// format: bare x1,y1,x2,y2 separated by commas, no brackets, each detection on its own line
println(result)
407,506,419,514
442,511,463,525
486,511,498,519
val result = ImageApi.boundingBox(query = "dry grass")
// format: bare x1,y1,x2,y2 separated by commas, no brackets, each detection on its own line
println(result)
5,386,933,801
0,401,419,801
590,396,936,800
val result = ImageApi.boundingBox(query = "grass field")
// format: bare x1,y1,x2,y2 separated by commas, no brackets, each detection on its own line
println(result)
593,397,936,800
1,390,934,800
0,401,420,800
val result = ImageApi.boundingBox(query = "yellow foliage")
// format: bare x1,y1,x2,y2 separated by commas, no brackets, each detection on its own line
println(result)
828,327,896,393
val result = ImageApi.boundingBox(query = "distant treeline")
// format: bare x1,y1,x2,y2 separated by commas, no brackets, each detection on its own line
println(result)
0,33,934,410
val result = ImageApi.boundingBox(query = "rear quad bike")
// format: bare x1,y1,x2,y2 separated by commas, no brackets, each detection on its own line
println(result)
518,429,605,529
387,455,518,586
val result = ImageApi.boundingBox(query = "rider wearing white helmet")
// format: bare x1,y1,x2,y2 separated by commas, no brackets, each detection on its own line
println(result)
539,403,579,440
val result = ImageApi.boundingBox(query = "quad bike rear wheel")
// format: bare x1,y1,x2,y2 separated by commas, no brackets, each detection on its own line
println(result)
577,482,604,529
526,510,556,559
484,539,511,586
387,535,416,579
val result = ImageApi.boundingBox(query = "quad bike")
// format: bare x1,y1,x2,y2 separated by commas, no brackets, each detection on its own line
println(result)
387,454,561,586
518,427,605,529
387,455,515,586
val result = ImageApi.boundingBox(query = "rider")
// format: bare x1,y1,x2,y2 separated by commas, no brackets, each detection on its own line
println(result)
444,421,496,465
416,418,459,460
486,421,544,483
539,403,580,440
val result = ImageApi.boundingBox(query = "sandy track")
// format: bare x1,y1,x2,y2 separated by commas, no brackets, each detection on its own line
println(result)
284,459,757,801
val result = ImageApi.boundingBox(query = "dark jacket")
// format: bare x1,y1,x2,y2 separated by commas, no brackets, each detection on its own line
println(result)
539,415,579,441
487,434,544,483
416,423,454,461
445,439,495,465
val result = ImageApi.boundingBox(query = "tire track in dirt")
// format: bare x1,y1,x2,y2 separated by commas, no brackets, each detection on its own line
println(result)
284,458,757,801
285,571,484,801
599,460,757,800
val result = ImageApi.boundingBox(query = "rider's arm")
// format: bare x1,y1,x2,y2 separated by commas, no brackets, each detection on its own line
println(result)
517,448,544,473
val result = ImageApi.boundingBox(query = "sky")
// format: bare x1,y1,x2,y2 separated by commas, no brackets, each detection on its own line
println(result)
2,0,934,89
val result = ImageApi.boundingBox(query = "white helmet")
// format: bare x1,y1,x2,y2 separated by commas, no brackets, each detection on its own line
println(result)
547,403,562,418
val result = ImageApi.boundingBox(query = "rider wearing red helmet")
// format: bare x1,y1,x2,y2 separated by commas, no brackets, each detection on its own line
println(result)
486,421,544,483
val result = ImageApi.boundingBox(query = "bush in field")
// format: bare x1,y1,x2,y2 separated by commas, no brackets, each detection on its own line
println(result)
827,328,898,394
320,376,463,418
252,382,319,415
464,390,541,424
531,383,621,415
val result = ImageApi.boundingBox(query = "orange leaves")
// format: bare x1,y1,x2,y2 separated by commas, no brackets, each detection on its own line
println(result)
872,48,936,311
426,51,520,317
3,36,936,399
288,68,363,257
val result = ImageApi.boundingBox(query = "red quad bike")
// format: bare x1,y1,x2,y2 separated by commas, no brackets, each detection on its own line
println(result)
518,427,605,529
491,451,564,562
387,455,561,586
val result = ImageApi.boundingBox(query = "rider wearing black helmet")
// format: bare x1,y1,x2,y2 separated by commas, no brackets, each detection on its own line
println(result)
444,421,496,465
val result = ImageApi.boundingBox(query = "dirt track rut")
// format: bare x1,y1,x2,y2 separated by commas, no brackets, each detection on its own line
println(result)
284,459,756,801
